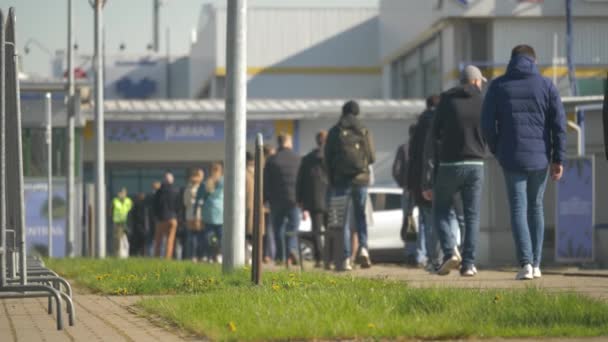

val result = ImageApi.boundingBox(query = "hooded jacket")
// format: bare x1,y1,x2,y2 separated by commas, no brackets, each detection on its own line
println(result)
433,83,487,163
481,54,567,171
325,113,376,187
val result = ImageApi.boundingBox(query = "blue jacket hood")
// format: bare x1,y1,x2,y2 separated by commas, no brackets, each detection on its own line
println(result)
506,55,539,79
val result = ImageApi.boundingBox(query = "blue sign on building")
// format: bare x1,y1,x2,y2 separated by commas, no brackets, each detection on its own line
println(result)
105,121,276,143
555,156,595,262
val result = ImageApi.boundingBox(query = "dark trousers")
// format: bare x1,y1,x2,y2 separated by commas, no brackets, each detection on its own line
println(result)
310,211,327,263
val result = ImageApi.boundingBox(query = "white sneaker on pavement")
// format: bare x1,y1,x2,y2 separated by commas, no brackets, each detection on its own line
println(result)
516,264,534,280
357,247,372,269
533,266,542,278
343,258,353,271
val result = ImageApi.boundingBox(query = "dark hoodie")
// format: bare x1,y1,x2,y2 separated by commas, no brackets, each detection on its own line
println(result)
325,113,376,187
433,83,486,163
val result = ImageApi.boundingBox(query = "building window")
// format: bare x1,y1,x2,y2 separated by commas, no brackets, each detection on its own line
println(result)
22,128,82,178
402,70,422,98
423,57,441,97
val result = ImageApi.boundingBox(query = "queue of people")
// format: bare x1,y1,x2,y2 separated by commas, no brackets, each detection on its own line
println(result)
110,44,566,280
397,44,566,280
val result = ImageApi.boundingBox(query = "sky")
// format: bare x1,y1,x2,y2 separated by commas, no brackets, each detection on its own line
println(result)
0,0,379,78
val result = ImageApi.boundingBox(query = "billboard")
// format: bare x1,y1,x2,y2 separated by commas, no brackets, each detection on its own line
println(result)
24,181,67,258
555,156,595,262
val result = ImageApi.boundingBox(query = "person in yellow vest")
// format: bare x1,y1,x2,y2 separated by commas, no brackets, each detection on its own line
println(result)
112,187,133,258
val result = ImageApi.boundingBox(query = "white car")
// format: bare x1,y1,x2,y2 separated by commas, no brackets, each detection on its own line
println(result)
298,186,405,262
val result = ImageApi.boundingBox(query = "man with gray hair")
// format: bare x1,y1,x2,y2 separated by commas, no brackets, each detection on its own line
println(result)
424,65,488,276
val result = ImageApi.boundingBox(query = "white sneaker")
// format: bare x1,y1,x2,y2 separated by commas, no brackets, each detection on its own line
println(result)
533,267,542,278
357,247,372,269
460,265,478,277
453,248,462,264
516,264,534,280
343,258,353,271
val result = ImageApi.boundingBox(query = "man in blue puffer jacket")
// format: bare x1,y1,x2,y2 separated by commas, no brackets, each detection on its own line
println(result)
481,45,566,281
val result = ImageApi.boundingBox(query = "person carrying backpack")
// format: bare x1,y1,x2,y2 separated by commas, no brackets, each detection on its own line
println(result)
325,100,376,271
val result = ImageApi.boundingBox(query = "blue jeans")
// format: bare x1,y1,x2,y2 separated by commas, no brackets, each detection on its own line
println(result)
433,164,484,267
420,205,460,267
503,168,549,267
403,193,427,264
185,229,206,259
333,185,369,260
203,224,223,259
271,205,300,262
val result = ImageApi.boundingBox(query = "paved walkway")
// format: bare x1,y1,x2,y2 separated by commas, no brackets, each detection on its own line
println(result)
0,266,607,341
352,266,608,302
0,294,200,342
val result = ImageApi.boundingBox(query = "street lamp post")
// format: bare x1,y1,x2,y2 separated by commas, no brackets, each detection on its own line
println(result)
66,0,76,257
223,0,247,273
91,0,107,258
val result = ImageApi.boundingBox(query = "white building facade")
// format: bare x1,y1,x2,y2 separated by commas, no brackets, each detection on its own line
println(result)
190,3,382,99
380,0,608,98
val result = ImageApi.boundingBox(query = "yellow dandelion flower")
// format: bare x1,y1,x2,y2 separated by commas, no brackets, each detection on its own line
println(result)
228,321,237,332
368,323,376,329
271,284,281,291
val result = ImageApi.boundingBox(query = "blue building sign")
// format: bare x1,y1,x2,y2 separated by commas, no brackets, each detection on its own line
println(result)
555,156,595,262
105,121,275,143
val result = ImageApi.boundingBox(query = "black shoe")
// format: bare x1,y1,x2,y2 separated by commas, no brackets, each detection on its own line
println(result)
437,255,461,276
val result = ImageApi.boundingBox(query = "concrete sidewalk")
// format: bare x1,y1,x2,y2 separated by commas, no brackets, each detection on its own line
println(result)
1,266,607,341
351,265,608,302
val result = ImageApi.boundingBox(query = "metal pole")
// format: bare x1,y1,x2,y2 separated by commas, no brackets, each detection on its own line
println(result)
252,133,264,284
0,10,6,287
566,0,585,155
66,0,76,257
552,32,558,86
94,0,106,258
166,26,171,98
223,0,247,273
46,93,53,257
153,0,160,52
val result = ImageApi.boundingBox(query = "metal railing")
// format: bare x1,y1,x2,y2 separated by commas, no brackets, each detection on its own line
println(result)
0,7,75,331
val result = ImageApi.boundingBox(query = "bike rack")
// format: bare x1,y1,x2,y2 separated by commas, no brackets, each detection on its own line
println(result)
0,8,75,331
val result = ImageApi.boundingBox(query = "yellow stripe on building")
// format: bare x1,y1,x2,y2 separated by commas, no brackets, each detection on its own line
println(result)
215,66,382,76
444,66,608,81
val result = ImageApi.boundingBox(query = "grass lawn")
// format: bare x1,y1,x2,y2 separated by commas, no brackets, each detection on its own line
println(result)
47,258,608,340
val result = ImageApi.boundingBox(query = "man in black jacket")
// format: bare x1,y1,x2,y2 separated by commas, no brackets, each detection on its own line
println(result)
153,172,181,259
296,131,329,268
428,65,487,277
264,133,301,265
325,100,376,271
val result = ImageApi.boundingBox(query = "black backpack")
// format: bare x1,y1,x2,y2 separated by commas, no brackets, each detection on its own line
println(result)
333,126,369,178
